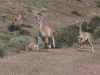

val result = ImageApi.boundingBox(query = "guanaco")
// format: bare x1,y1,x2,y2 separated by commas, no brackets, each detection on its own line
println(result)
77,21,94,52
8,9,26,25
36,16,55,52
27,35,39,51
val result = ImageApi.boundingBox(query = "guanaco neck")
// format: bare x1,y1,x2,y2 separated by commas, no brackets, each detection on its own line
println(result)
39,22,43,33
78,27,82,35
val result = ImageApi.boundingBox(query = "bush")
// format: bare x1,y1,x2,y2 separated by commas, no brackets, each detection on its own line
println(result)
0,0,6,3
54,25,78,48
8,23,21,32
5,41,24,50
0,34,13,40
89,15,100,29
0,39,4,49
95,1,100,8
71,10,85,17
19,29,30,35
93,38,100,44
0,49,4,58
5,36,33,50
0,39,4,57
21,24,33,28
6,14,12,20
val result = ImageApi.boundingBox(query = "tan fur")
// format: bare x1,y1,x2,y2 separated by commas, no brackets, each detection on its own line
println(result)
10,13,23,24
7,9,23,24
27,39,39,51
37,17,55,52
78,32,92,45
40,26,54,48
41,26,53,37
77,21,94,52
27,42,35,51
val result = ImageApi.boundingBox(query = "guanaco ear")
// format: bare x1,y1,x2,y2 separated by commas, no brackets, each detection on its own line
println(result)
35,16,40,20
76,21,80,27
80,20,84,26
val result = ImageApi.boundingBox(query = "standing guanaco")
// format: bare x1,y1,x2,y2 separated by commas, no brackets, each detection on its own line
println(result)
77,21,94,52
8,9,26,25
36,16,55,52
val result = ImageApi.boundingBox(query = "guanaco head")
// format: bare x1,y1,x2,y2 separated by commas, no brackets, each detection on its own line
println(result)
37,17,43,26
77,20,84,28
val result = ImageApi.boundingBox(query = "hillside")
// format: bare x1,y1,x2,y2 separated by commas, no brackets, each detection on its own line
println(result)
0,0,100,75
0,0,100,31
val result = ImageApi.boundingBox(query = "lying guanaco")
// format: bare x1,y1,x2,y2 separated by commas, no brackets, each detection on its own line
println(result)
27,35,39,51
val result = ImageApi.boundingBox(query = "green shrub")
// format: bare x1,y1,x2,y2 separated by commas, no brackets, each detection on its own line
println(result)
0,39,4,57
43,0,48,3
8,24,21,32
89,15,100,29
32,0,37,5
1,17,6,22
21,23,33,28
20,10,32,17
71,10,85,17
0,0,6,3
0,49,4,58
95,1,100,8
92,28,100,38
0,34,12,40
54,25,78,48
5,41,24,50
0,39,4,49
6,14,12,20
93,38,100,44
89,15,100,38
5,36,33,50
19,29,30,35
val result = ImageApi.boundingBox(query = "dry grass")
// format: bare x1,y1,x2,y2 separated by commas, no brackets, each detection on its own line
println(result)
0,44,100,75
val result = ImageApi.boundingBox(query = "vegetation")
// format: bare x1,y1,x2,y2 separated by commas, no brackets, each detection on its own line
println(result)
0,0,6,3
95,1,100,8
0,39,4,57
54,15,100,48
71,10,85,17
54,25,78,48
19,29,30,35
5,41,24,50
81,15,100,39
6,14,12,20
5,36,33,50
8,24,21,32
21,24,33,28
